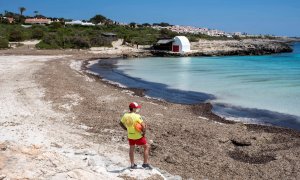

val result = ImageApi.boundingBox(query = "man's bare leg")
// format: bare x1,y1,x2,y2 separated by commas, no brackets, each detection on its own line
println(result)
129,145,135,166
143,144,150,164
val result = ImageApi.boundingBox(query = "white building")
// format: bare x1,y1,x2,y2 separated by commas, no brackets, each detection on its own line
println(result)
172,36,191,54
65,20,83,25
233,32,242,36
65,20,95,26
81,22,95,26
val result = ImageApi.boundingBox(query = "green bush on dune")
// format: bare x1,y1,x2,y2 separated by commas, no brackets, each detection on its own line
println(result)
36,32,92,49
36,33,62,49
68,36,90,49
35,41,60,49
31,27,45,39
90,36,112,47
9,29,24,42
0,37,9,49
0,22,245,50
0,23,232,49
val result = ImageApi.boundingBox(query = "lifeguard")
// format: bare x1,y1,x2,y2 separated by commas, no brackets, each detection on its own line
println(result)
119,102,152,169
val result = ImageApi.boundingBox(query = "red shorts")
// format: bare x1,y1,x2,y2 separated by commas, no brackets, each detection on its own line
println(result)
128,137,147,146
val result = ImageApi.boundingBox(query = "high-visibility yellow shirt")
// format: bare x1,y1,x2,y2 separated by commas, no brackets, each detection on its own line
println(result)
121,112,143,140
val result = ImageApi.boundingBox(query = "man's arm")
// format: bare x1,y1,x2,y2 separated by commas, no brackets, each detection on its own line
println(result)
141,122,146,136
119,121,127,130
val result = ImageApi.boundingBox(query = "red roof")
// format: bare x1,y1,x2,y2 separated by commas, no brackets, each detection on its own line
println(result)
7,18,14,23
25,18,51,24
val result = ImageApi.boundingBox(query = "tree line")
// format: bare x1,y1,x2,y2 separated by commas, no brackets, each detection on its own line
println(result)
0,9,183,49
0,8,236,49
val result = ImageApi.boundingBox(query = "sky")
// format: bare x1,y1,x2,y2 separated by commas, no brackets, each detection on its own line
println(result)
1,0,300,37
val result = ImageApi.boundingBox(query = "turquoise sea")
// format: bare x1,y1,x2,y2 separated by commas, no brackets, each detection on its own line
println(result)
88,43,300,130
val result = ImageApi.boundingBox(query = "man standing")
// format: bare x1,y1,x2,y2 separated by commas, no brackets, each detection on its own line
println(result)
120,102,151,169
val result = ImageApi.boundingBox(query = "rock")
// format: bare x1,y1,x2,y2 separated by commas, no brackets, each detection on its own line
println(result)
87,158,96,166
170,176,183,180
151,143,159,151
118,174,136,180
149,140,154,144
51,142,62,148
218,137,230,143
0,143,7,151
231,137,252,146
0,174,6,180
164,155,177,164
145,174,164,180
21,145,41,155
153,39,293,57
275,155,282,160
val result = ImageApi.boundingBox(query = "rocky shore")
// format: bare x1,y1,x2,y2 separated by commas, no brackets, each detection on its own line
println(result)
0,41,299,179
152,39,293,57
0,38,295,58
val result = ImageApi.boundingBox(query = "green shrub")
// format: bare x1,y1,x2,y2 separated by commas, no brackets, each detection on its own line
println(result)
233,35,241,40
31,28,44,39
37,33,90,49
187,35,199,42
160,28,178,38
36,33,62,49
0,37,9,49
49,22,63,29
68,36,90,49
0,18,10,24
43,33,60,45
36,41,60,49
9,29,24,41
90,36,112,47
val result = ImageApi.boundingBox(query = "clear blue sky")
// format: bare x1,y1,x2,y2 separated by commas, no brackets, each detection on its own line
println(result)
1,0,300,36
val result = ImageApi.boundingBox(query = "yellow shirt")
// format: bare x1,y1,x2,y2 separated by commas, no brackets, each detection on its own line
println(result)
121,112,143,140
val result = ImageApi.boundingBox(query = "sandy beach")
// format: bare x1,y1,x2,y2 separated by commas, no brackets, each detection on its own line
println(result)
0,46,300,179
0,54,173,179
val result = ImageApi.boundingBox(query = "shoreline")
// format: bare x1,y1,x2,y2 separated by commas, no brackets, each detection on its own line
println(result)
74,56,300,179
83,57,300,132
1,45,300,179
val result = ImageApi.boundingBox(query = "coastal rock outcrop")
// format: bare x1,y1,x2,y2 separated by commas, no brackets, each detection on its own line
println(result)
192,39,293,56
151,39,293,57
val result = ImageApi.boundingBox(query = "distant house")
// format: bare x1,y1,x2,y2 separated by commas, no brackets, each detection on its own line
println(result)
172,36,191,54
65,20,95,26
65,20,82,25
6,17,14,23
153,36,191,54
81,22,95,26
233,32,242,36
2,17,14,23
25,18,52,25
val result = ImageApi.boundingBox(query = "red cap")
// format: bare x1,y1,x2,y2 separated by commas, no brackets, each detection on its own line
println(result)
129,102,141,109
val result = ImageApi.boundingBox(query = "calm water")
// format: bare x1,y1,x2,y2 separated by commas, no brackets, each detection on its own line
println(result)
88,43,300,130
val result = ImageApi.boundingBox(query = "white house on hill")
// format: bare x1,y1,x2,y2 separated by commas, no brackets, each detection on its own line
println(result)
65,20,82,25
154,36,191,54
172,36,191,54
65,20,95,26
